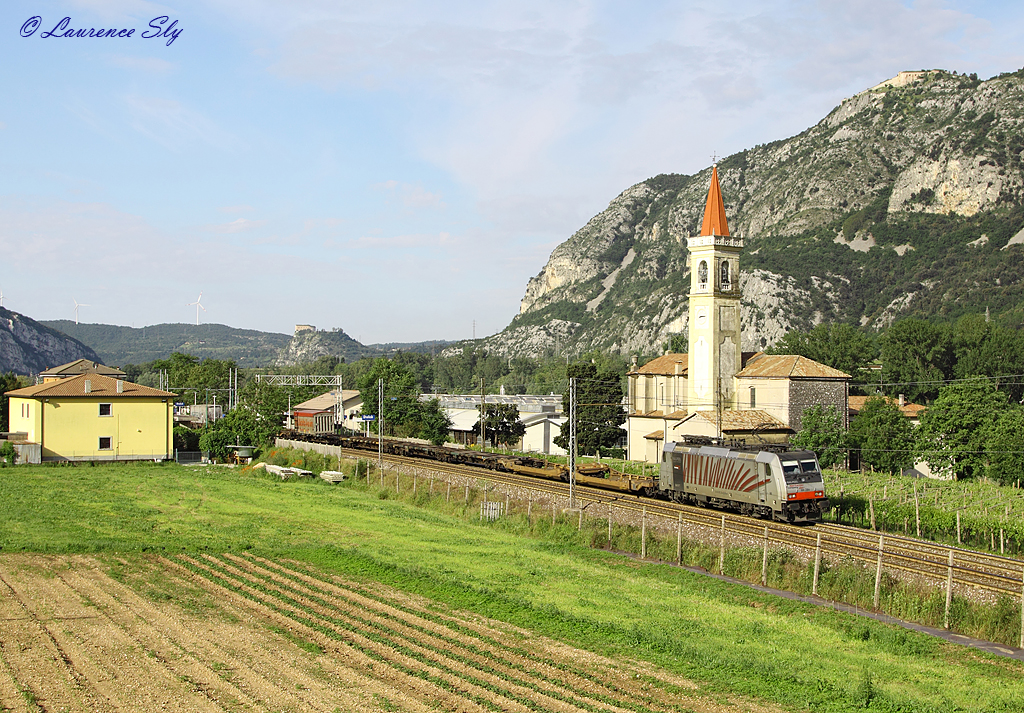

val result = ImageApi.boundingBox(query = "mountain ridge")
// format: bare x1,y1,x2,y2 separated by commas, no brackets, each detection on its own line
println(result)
486,67,1024,358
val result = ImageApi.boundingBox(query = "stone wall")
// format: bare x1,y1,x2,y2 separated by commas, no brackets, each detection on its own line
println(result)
787,380,848,432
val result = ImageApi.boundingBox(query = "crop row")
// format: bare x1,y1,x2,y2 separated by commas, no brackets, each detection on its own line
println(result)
177,553,689,713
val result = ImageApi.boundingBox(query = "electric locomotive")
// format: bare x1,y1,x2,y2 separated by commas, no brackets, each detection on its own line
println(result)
659,440,829,522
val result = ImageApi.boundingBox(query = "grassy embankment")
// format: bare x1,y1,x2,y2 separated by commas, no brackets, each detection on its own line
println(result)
2,458,1023,713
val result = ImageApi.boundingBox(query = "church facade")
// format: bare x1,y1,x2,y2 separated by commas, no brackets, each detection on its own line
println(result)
625,166,850,462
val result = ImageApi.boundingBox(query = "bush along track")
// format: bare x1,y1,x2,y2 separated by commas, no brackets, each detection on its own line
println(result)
174,552,703,713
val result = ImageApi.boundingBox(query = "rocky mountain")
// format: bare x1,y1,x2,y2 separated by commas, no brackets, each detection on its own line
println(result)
489,68,1024,358
1,308,102,374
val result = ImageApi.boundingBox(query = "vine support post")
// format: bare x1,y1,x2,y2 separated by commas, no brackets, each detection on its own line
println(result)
944,549,954,630
869,498,876,531
957,511,961,545
812,533,822,596
914,483,921,538
873,533,884,610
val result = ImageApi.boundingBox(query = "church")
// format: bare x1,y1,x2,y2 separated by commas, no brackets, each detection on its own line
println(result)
625,166,850,462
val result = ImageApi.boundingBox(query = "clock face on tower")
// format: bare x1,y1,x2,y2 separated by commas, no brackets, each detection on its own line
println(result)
696,307,708,328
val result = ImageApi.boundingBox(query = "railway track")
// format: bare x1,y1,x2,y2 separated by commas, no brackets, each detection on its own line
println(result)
315,444,1024,603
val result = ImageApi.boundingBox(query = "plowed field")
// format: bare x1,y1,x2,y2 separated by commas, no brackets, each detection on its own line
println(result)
0,554,778,713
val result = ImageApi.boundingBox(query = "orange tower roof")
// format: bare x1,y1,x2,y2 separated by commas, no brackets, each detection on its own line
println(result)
699,165,730,237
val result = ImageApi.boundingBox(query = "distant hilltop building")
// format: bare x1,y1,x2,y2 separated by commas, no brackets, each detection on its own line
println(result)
869,70,941,92
294,324,316,335
625,165,851,461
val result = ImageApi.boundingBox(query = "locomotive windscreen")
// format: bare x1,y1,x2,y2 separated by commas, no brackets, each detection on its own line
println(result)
780,458,823,484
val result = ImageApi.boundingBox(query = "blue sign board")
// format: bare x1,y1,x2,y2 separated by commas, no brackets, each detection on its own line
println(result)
361,414,376,421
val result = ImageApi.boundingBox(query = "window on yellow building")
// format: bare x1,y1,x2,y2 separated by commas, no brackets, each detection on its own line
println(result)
99,403,112,417
750,387,756,409
98,437,112,450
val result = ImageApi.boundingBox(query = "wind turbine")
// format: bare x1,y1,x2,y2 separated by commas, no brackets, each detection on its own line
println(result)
73,298,90,325
188,292,206,326
0,287,5,308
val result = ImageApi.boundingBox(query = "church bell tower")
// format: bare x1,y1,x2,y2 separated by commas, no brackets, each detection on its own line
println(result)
686,165,743,412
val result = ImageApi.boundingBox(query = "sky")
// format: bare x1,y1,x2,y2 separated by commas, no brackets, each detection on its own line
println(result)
1,1,1022,344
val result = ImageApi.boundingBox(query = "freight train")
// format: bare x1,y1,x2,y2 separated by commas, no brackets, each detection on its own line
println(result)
279,430,829,523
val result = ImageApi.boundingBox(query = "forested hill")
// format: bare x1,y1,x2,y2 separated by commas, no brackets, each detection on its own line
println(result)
489,68,1024,358
42,320,452,369
43,321,292,368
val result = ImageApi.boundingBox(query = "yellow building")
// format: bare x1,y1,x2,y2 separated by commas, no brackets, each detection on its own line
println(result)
6,374,175,462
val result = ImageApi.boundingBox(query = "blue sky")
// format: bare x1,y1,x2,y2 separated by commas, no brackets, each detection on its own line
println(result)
1,1,1022,343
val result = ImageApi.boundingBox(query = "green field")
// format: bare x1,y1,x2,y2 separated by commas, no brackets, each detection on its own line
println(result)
2,461,1023,712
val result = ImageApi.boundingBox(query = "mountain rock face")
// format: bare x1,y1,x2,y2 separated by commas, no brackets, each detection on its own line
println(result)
275,328,375,366
490,69,1024,358
0,308,102,374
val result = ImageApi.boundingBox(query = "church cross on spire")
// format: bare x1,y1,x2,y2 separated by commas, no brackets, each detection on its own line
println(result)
699,164,730,237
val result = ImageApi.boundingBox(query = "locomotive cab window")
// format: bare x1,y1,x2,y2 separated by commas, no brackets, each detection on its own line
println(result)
782,460,821,484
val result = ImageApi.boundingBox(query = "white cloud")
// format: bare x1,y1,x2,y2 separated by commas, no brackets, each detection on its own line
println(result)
207,217,268,234
373,180,444,209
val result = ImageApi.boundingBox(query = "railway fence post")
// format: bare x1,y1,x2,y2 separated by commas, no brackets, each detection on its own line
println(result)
676,513,682,566
505,494,510,517
944,549,954,630
429,477,433,495
641,506,647,559
1020,567,1024,650
446,480,451,503
873,533,884,610
719,515,726,575
761,525,769,586
413,475,417,497
396,467,400,496
552,502,556,525
465,485,469,504
608,507,613,546
577,507,583,532
527,497,532,524
812,533,822,596
483,484,488,503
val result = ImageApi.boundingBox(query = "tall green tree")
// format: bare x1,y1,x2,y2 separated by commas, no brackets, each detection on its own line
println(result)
790,405,847,469
985,408,1024,487
848,397,916,475
473,403,525,448
769,323,877,387
416,398,454,446
554,360,625,456
1,372,24,430
952,315,1024,401
879,319,953,403
916,377,1008,479
357,358,419,437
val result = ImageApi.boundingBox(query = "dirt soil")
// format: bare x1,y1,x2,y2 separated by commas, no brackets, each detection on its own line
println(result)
0,553,782,713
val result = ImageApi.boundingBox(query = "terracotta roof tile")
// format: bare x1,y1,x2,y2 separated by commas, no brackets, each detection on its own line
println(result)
689,409,789,431
644,430,665,440
6,374,174,399
632,353,688,375
39,359,125,378
848,395,926,419
293,389,362,412
736,354,850,379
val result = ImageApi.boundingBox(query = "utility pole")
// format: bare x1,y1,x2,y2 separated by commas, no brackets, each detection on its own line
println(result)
716,377,723,441
377,378,383,474
479,378,486,450
569,376,577,509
